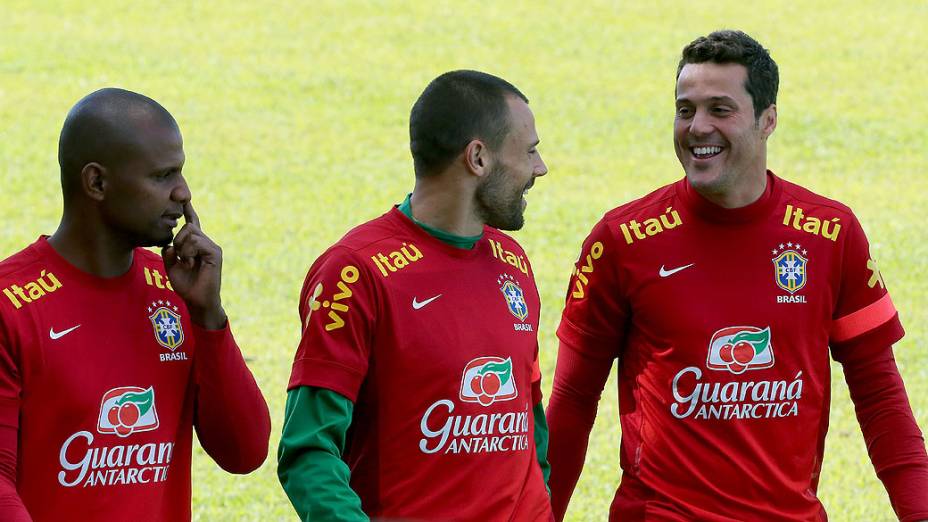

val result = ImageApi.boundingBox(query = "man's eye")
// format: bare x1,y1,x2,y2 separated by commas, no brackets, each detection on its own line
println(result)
676,107,692,117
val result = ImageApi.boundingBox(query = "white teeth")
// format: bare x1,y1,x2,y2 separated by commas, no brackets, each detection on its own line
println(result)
692,146,722,157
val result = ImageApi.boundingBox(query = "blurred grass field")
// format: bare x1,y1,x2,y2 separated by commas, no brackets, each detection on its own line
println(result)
1,1,926,520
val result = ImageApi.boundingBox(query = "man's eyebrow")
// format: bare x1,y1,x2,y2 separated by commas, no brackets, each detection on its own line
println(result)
676,95,738,104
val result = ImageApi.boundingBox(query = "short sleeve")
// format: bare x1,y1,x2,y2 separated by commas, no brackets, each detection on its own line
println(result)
557,219,628,360
830,214,904,347
288,247,380,402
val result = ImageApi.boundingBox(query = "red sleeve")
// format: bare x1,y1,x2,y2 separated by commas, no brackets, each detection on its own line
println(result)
830,215,901,346
192,323,271,474
0,320,30,520
531,344,543,405
832,338,928,522
0,426,30,521
288,247,378,401
547,220,624,521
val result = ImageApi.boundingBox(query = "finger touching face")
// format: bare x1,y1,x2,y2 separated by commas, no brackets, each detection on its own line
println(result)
183,200,200,229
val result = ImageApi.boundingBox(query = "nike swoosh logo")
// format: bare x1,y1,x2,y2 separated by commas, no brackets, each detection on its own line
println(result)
49,325,81,340
659,263,695,278
412,294,442,310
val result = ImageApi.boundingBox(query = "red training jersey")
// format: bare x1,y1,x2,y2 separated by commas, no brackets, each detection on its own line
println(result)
0,237,270,521
550,172,904,521
288,208,552,521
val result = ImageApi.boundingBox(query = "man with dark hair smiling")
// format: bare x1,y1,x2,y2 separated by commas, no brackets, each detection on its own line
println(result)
0,88,270,520
278,70,553,521
546,30,928,521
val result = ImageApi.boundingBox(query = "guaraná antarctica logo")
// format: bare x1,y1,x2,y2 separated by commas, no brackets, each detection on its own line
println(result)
671,326,803,422
706,326,775,374
97,386,160,437
420,356,530,455
58,386,173,488
459,356,518,406
148,300,184,351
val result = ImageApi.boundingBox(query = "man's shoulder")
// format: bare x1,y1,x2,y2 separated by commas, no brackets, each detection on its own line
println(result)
322,209,409,257
484,227,528,255
306,209,413,277
581,180,681,247
778,177,856,220
0,238,48,286
600,180,680,227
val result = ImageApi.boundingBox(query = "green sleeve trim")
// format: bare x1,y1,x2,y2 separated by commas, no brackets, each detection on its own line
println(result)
277,386,369,521
397,193,482,249
533,400,551,496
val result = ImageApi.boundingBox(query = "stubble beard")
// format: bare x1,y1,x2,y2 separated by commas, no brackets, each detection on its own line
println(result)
474,163,525,231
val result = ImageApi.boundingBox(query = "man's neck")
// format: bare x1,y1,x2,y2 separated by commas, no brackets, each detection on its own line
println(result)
695,169,769,209
409,178,484,236
47,218,136,278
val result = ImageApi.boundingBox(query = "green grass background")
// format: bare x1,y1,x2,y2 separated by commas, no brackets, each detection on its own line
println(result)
1,1,925,520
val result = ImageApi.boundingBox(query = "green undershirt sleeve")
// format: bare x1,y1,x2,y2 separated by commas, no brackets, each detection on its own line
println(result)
277,386,369,521
533,400,552,495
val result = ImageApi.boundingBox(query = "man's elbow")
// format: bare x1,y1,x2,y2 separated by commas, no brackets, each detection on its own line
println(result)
215,442,269,474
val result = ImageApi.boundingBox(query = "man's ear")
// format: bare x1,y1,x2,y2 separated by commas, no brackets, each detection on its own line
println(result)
760,104,777,140
81,162,107,202
463,139,492,179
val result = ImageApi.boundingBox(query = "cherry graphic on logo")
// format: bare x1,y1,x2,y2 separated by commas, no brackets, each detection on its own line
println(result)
732,341,754,364
118,402,141,426
477,393,495,406
481,373,502,396
719,343,734,363
728,362,747,373
107,406,120,426
469,375,483,395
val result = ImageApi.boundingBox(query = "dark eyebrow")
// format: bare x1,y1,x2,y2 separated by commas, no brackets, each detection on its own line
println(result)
529,140,540,148
676,95,738,105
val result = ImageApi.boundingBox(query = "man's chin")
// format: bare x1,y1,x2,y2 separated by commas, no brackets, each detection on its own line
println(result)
136,233,174,249
685,169,727,193
487,210,525,231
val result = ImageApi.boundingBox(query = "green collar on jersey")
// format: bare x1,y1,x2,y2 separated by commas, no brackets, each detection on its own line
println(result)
398,194,483,250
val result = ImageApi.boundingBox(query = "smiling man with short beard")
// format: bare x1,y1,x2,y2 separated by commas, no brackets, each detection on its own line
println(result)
279,70,553,521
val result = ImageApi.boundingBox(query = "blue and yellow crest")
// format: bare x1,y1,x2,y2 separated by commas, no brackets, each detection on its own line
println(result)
773,249,808,294
148,301,184,351
498,274,529,322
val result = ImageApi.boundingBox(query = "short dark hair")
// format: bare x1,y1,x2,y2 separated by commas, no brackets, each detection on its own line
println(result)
677,30,778,119
409,70,528,177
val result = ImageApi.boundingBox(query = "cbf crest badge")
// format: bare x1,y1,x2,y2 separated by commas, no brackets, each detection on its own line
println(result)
148,300,185,351
498,274,528,322
772,243,808,294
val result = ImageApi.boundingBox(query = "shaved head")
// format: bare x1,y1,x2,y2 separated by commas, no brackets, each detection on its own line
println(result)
58,88,179,197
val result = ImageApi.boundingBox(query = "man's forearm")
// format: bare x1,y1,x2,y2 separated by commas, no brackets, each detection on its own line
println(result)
836,342,928,521
0,426,31,521
278,386,368,521
546,340,613,521
533,400,551,494
192,324,271,473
